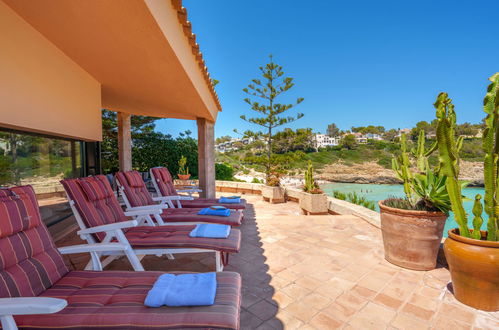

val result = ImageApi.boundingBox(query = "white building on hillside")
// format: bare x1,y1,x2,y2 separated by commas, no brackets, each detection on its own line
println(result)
396,128,411,137
314,134,339,149
364,133,383,140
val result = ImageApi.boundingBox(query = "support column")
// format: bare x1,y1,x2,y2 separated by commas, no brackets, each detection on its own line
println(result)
197,118,215,198
117,112,132,172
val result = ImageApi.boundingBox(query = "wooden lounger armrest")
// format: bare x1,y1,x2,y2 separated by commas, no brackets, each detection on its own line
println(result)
177,188,202,194
126,204,169,212
153,195,194,201
0,297,67,330
124,208,163,217
58,243,129,255
77,220,138,235
58,243,131,272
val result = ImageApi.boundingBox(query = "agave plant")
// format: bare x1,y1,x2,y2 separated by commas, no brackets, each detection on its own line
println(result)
392,130,453,213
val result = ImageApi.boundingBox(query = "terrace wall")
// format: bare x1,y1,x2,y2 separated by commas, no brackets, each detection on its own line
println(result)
214,180,381,228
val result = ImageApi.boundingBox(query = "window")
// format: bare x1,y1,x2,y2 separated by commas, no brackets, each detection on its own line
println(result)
0,128,84,229
0,129,82,189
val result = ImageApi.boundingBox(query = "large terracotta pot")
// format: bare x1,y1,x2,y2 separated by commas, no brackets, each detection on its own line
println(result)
444,228,499,311
379,201,447,270
178,174,191,181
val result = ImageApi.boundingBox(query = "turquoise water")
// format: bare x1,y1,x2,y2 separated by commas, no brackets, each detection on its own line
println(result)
321,182,486,237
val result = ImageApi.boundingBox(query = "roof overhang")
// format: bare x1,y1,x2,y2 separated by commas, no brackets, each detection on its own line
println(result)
3,0,221,122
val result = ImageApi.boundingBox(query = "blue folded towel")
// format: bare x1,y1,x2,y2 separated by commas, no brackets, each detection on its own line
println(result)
189,224,231,238
219,196,241,204
198,207,231,217
144,273,217,307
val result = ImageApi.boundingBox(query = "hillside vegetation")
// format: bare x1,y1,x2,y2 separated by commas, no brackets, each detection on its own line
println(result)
216,138,484,178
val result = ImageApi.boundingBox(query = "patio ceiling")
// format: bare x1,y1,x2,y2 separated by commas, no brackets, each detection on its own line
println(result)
3,0,221,122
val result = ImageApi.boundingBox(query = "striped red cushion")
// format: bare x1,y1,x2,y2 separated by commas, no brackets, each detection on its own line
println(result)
116,171,155,207
79,176,114,201
151,167,178,196
160,208,243,226
181,198,247,210
61,177,127,242
0,186,42,238
125,226,241,253
0,186,68,298
15,270,242,330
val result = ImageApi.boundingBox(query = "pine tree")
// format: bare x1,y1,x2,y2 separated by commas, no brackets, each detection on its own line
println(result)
237,55,304,184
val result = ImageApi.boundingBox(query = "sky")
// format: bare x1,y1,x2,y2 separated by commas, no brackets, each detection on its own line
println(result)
156,0,499,138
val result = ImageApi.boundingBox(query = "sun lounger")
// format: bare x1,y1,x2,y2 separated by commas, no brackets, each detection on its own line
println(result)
150,166,247,209
116,170,243,226
61,176,241,272
0,185,241,330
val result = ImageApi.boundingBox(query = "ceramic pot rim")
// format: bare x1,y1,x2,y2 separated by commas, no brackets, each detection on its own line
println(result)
447,228,499,248
379,200,447,219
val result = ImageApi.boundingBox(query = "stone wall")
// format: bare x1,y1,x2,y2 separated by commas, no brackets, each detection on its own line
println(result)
214,180,381,229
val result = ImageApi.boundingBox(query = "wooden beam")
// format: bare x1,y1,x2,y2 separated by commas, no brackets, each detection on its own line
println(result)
117,112,132,172
197,117,215,198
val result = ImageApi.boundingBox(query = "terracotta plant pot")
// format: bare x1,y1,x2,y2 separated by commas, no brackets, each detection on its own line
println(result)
261,185,285,204
444,228,499,311
299,192,328,215
379,201,447,271
178,174,191,181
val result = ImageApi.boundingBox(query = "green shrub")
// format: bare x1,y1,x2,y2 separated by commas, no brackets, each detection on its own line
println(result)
215,163,235,181
251,178,263,183
332,190,376,211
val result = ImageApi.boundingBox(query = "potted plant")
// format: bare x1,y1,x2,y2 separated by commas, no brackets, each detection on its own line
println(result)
435,74,499,311
177,155,190,181
379,131,452,271
299,161,328,215
261,168,285,204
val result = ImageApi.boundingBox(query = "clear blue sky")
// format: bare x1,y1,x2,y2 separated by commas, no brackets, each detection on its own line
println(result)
156,0,499,138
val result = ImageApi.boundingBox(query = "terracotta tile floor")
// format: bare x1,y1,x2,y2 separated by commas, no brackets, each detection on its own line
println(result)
57,195,499,329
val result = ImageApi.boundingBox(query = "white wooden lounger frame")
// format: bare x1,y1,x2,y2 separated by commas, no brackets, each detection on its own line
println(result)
66,195,226,272
149,167,203,208
116,178,243,226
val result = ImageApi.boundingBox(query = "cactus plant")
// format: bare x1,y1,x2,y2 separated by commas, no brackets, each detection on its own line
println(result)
392,134,414,204
471,195,484,240
482,73,499,241
435,92,470,237
435,73,499,241
303,161,322,194
178,155,189,175
391,131,449,212
412,130,437,172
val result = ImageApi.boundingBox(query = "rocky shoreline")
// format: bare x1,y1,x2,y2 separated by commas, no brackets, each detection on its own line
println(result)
316,160,485,187
235,160,485,187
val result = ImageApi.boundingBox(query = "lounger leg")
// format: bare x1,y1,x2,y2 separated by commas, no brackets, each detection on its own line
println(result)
125,251,145,271
166,253,175,259
215,251,223,272
1,315,17,330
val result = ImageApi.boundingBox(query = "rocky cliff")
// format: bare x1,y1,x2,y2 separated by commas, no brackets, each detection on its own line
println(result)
317,160,484,186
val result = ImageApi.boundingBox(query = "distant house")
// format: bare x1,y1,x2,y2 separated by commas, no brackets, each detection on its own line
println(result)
364,133,383,141
314,134,339,149
215,136,257,153
349,132,367,144
396,128,412,138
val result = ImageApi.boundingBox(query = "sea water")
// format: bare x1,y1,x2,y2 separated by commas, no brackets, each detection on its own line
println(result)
321,182,486,237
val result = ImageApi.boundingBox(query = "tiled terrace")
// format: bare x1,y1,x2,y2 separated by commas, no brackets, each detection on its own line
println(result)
57,194,499,329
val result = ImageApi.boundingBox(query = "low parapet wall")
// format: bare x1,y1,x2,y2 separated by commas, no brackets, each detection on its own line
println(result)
214,180,381,229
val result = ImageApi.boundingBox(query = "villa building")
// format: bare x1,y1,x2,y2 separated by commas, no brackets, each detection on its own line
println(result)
0,0,220,227
314,133,340,149
0,2,497,329
215,136,256,153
